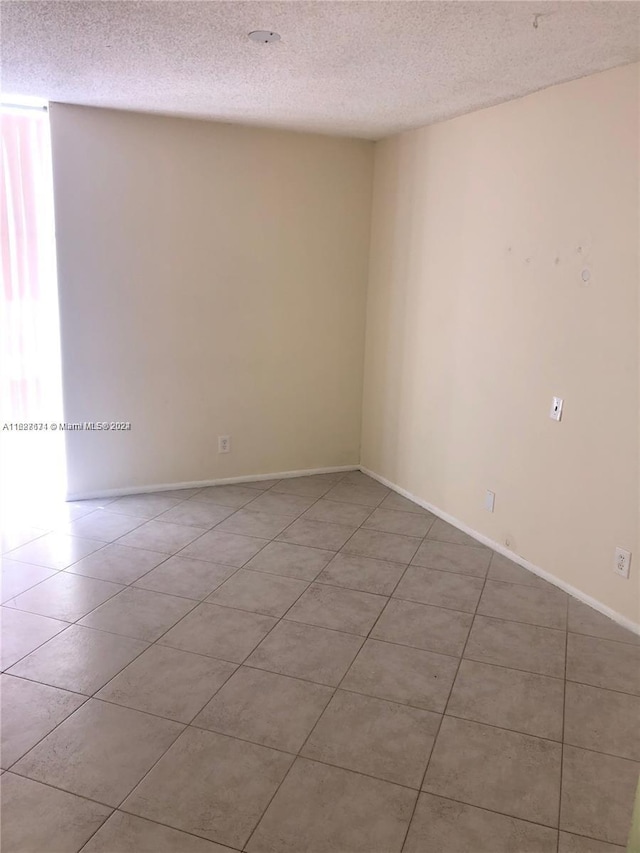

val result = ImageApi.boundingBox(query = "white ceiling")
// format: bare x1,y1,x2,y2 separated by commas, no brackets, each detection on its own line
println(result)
2,1,639,139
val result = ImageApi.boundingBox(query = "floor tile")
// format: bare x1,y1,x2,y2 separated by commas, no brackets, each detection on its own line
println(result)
423,716,562,826
568,598,640,645
404,792,558,853
343,528,421,563
426,518,486,548
6,572,123,622
477,579,568,630
276,518,356,550
206,570,308,617
465,615,566,677
97,644,236,723
14,698,182,806
560,745,639,846
79,587,196,641
0,607,68,669
272,475,337,498
159,603,276,662
246,757,415,853
214,509,294,539
122,727,293,848
5,501,88,524
25,502,104,526
191,484,264,508
1,525,47,554
0,559,57,603
146,487,206,499
4,532,104,569
302,498,372,527
567,632,640,694
65,543,167,584
245,491,317,517
154,501,235,528
67,497,117,511
134,556,237,599
558,831,626,852
342,638,458,712
302,689,439,787
82,811,235,852
362,508,434,538
340,471,379,487
447,659,564,740
322,482,389,507
106,493,183,518
378,492,431,514
179,530,268,565
6,485,638,852
285,583,386,635
246,619,363,686
564,681,640,760
194,666,332,752
7,624,148,694
488,553,551,589
371,598,472,656
117,520,207,554
412,539,491,577
242,478,282,489
244,541,334,580
317,553,407,595
1,674,86,767
62,510,144,542
0,773,111,853
394,565,484,612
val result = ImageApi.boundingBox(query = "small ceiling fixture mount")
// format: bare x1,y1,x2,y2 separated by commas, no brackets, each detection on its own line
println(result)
248,30,281,44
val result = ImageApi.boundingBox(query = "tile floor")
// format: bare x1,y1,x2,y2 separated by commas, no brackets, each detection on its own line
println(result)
1,470,639,852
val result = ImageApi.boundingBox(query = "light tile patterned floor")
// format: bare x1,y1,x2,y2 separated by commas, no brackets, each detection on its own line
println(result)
1,470,639,852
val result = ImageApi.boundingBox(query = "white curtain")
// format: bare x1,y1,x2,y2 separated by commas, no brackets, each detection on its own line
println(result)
1,106,65,505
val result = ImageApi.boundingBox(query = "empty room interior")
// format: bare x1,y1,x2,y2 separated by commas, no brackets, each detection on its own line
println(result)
1,2,640,852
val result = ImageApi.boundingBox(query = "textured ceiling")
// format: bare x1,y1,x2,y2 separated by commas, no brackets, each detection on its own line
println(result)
2,1,639,139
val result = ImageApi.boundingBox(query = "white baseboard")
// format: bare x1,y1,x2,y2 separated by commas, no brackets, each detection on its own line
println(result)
361,465,640,638
66,464,358,502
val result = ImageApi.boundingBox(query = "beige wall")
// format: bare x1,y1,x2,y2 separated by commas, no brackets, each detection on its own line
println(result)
361,64,640,623
49,105,374,496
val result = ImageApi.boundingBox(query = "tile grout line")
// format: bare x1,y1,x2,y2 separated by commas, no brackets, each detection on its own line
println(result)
78,805,245,853
109,471,359,851
6,533,250,839
241,480,400,851
230,477,378,850
398,545,496,852
7,483,629,628
556,592,571,852
73,479,284,578
4,474,639,850
2,484,217,598
3,553,239,775
4,759,622,853
4,595,640,698
241,511,436,849
8,632,640,746
2,477,327,665
162,474,353,577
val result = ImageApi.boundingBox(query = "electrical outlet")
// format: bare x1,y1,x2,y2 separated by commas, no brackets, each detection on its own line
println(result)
549,397,563,421
218,435,231,454
484,490,495,513
614,547,631,579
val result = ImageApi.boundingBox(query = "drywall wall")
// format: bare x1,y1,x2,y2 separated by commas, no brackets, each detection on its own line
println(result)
49,105,373,495
361,63,640,623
